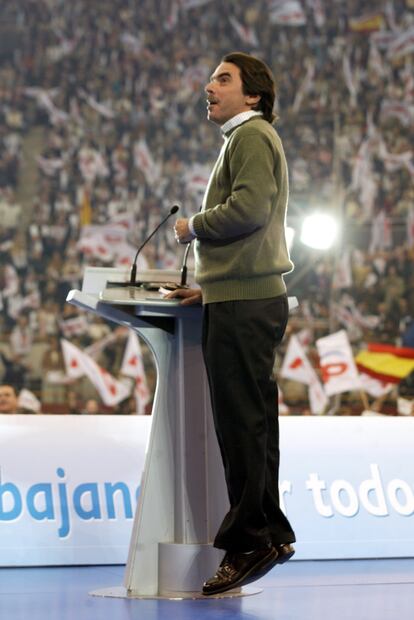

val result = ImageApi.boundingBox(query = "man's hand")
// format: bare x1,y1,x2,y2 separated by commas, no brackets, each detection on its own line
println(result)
163,287,202,306
174,218,194,244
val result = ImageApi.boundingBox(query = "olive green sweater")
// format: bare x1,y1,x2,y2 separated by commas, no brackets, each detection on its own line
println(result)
192,116,293,304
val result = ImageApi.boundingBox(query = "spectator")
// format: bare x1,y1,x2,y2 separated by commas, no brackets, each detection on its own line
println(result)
0,384,20,414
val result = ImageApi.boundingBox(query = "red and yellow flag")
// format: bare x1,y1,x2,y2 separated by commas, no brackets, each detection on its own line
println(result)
356,343,414,383
349,14,385,33
79,188,92,227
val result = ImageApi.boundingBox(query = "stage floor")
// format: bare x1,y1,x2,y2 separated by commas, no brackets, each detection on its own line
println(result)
1,559,413,620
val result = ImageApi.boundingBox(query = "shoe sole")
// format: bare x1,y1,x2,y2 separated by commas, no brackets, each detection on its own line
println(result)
202,548,278,596
275,548,295,565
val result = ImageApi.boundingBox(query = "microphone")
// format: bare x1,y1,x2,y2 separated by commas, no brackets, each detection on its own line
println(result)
105,205,179,289
129,205,179,286
180,241,192,287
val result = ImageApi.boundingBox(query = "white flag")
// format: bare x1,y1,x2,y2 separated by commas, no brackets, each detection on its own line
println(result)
388,26,414,60
292,60,315,113
79,90,115,119
133,139,161,185
281,335,327,414
270,1,306,26
308,380,329,415
120,332,150,413
380,99,413,126
61,339,131,406
18,389,41,413
61,339,86,379
332,250,352,290
229,17,259,47
306,0,325,27
343,55,358,106
369,210,392,252
316,330,361,396
358,373,393,399
281,335,315,385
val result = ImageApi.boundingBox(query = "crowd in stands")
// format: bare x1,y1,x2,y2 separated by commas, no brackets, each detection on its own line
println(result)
0,0,413,414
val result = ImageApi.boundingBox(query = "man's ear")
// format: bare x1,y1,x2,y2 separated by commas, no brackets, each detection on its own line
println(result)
245,94,261,107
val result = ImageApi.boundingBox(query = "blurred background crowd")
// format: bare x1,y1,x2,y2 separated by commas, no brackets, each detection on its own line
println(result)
0,0,413,414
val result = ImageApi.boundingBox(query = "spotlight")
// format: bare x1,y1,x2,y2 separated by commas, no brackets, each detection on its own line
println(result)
300,213,338,250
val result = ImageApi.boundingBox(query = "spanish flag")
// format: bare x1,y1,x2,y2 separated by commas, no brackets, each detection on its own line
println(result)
79,188,92,227
356,343,414,383
349,14,385,33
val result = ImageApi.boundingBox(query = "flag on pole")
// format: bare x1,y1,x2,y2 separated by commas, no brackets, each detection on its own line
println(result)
281,335,315,385
120,332,150,414
229,17,259,47
133,138,161,185
269,0,306,26
292,60,315,113
349,13,385,33
61,339,131,406
281,335,328,414
342,55,358,106
369,210,392,252
306,0,325,28
388,26,414,60
316,330,361,396
61,339,86,379
356,343,414,384
332,249,352,290
358,373,393,398
380,99,413,126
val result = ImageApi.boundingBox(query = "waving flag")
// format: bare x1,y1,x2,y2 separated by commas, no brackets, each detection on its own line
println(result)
281,335,328,414
61,339,85,379
306,0,325,28
356,343,414,384
349,13,384,33
281,335,315,385
388,27,414,60
134,138,161,185
270,1,306,26
120,332,150,414
229,17,259,47
369,210,392,252
61,339,131,406
316,330,361,396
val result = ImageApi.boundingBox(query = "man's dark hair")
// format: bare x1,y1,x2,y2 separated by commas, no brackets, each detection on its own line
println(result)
222,52,277,123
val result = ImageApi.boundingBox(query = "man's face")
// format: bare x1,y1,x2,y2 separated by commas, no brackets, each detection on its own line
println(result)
205,62,259,126
0,386,18,414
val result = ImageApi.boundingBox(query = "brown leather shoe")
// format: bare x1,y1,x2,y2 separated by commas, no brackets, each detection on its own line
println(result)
202,546,278,596
275,543,295,564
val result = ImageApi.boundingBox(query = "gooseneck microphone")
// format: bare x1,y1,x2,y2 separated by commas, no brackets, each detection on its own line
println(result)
129,205,179,286
180,241,192,287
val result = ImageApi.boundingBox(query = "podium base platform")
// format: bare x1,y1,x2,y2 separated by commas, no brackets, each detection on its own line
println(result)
89,585,262,600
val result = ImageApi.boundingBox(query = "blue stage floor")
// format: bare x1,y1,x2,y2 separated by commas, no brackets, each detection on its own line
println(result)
1,559,413,620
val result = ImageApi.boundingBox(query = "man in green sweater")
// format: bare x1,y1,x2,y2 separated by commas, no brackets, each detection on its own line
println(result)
170,52,296,595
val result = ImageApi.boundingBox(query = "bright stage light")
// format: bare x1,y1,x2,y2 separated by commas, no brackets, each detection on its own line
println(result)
300,213,338,250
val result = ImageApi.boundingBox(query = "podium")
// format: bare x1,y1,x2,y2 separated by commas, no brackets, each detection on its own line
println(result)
67,267,229,599
67,267,298,599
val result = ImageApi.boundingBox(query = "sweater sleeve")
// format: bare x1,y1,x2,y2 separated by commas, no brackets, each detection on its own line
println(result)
192,131,278,240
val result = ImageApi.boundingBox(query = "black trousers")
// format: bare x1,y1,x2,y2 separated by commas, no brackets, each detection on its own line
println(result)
202,295,296,552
